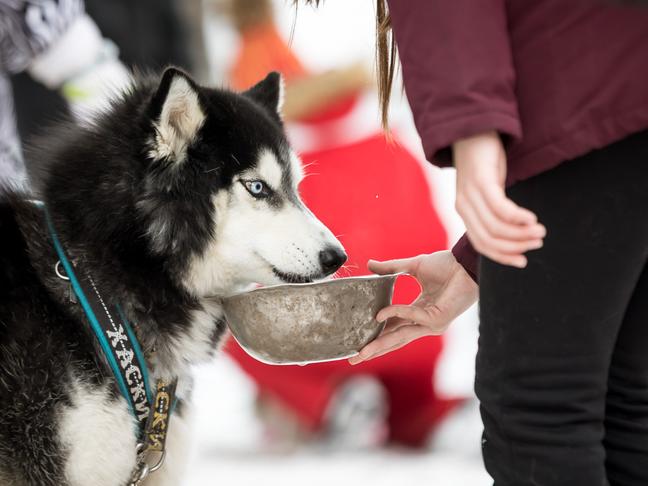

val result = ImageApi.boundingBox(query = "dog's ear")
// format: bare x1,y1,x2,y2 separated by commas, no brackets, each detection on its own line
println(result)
148,67,206,162
243,72,284,119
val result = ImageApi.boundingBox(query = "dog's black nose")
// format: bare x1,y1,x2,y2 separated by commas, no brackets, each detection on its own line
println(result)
319,247,347,275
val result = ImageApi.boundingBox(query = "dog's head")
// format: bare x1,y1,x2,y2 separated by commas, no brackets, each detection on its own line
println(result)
138,67,346,296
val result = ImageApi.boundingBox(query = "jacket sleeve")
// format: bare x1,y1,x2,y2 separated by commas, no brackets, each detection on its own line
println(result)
451,233,479,283
386,0,522,166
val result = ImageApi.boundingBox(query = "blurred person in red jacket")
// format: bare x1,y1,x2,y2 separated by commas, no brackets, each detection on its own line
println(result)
222,0,463,450
297,0,648,484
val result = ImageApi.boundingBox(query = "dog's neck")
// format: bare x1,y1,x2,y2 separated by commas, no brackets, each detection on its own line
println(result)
18,198,227,381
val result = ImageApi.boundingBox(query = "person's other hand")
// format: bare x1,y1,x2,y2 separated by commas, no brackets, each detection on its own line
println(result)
349,251,478,365
453,131,546,268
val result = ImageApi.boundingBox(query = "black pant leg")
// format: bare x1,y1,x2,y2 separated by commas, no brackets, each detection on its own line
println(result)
605,261,648,486
476,131,648,486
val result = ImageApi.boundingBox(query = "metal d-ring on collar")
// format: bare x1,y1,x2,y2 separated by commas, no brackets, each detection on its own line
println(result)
55,260,70,281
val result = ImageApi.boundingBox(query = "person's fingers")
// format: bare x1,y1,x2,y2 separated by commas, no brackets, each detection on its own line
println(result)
486,251,528,268
376,304,436,326
350,341,408,364
381,316,412,333
478,180,538,226
460,209,528,267
348,318,412,367
466,189,545,242
349,324,430,365
457,198,541,267
476,232,543,256
368,256,421,276
466,225,531,267
456,194,496,247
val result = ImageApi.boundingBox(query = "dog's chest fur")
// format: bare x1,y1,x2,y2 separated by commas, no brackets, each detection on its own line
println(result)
56,303,225,486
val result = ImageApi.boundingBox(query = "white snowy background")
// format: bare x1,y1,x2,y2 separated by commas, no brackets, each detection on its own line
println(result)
185,1,488,485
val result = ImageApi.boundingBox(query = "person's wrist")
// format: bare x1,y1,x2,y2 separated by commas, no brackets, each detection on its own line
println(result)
456,261,479,295
452,130,501,171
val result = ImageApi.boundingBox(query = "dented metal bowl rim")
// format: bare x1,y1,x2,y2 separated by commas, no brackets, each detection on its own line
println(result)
225,272,404,298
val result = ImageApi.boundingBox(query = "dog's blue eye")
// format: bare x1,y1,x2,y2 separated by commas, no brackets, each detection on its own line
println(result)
244,180,270,198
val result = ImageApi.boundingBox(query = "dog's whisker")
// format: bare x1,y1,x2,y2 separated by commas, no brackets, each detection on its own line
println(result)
342,263,359,270
301,161,318,171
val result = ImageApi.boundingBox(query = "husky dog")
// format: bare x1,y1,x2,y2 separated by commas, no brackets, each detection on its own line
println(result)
0,68,346,486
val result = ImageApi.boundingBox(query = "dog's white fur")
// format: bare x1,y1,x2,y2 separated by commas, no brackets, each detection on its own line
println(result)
59,329,207,486
153,299,225,380
256,149,284,189
59,378,138,486
59,384,193,486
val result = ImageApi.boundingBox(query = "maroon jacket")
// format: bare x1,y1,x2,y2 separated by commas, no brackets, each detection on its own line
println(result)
387,0,648,281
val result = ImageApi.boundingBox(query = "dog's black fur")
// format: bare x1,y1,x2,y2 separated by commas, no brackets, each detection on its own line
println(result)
0,68,296,485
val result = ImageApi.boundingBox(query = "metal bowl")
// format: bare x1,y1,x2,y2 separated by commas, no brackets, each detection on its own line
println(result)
222,273,399,365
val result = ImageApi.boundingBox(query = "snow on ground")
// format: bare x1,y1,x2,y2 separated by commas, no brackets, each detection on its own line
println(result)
186,449,490,486
183,357,490,486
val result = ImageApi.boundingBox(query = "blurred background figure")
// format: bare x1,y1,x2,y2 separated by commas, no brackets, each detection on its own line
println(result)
222,0,462,452
0,0,128,187
9,0,198,163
